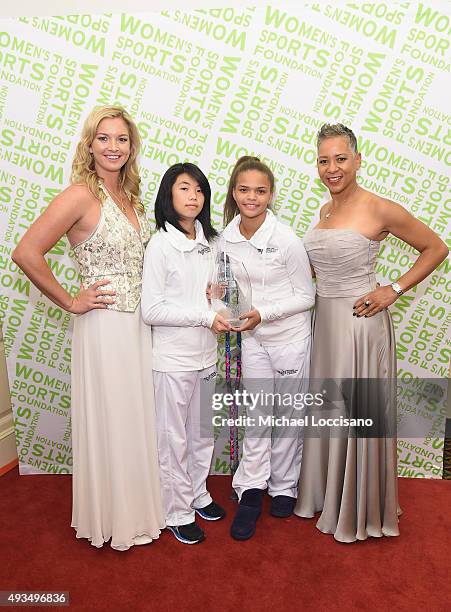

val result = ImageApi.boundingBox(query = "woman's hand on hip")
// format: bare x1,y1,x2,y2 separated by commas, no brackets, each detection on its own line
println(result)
353,285,398,318
69,279,116,314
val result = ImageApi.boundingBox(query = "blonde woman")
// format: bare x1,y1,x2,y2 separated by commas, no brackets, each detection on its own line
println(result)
12,106,165,550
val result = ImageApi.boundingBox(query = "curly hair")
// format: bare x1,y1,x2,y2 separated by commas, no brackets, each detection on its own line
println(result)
71,105,143,213
223,156,275,226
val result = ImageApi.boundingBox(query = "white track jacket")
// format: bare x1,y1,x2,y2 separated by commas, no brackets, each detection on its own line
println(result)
221,211,315,346
141,221,217,372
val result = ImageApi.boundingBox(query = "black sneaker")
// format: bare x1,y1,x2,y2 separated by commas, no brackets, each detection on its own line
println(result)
195,501,226,521
270,495,296,518
230,488,264,540
167,522,205,544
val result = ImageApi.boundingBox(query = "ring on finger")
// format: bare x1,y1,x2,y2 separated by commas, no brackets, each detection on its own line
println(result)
364,300,371,306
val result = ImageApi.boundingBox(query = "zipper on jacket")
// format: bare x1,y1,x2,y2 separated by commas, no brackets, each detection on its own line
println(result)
200,249,207,369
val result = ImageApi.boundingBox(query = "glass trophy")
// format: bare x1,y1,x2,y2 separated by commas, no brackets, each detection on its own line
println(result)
210,252,252,327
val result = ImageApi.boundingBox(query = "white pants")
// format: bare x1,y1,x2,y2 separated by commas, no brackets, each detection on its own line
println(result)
232,336,311,500
154,365,216,526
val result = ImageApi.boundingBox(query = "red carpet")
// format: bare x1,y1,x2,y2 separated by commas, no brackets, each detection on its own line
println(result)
1,469,450,611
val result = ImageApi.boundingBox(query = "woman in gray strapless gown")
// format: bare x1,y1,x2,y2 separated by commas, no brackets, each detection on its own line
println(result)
295,124,448,542
295,229,400,541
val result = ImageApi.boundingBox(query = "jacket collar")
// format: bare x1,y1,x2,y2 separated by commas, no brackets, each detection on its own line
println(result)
163,220,209,252
222,210,277,249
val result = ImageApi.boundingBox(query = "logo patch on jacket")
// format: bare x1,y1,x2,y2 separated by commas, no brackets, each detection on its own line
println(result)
257,247,278,254
198,245,211,255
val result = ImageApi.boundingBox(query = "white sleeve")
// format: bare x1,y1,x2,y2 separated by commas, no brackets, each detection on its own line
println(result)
258,237,315,323
141,239,216,328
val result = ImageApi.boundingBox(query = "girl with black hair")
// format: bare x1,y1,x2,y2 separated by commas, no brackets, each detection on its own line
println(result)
141,163,229,545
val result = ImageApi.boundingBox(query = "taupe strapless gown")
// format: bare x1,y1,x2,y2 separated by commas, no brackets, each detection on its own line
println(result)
295,229,400,542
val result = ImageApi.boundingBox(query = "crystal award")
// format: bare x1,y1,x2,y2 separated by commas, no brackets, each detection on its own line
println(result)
211,253,252,327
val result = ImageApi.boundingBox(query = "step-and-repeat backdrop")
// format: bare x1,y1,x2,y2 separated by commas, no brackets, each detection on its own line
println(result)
0,2,449,476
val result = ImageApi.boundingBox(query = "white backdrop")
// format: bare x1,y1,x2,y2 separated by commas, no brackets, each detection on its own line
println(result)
0,2,449,476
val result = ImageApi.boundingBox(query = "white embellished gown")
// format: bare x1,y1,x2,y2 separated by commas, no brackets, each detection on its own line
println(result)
70,185,165,550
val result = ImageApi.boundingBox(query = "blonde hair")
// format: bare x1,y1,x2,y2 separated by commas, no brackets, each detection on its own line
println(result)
71,105,143,213
223,156,275,226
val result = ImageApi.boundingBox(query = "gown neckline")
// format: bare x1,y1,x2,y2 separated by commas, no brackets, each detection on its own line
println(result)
309,228,381,243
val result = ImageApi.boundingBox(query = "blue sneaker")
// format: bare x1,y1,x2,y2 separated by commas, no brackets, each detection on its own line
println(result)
195,501,226,521
167,522,205,544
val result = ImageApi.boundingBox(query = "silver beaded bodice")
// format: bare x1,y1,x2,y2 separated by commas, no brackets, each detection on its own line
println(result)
72,185,150,312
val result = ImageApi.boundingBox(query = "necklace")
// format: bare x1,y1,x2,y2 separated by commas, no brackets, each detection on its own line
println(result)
325,186,360,219
108,186,129,213
324,199,348,219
